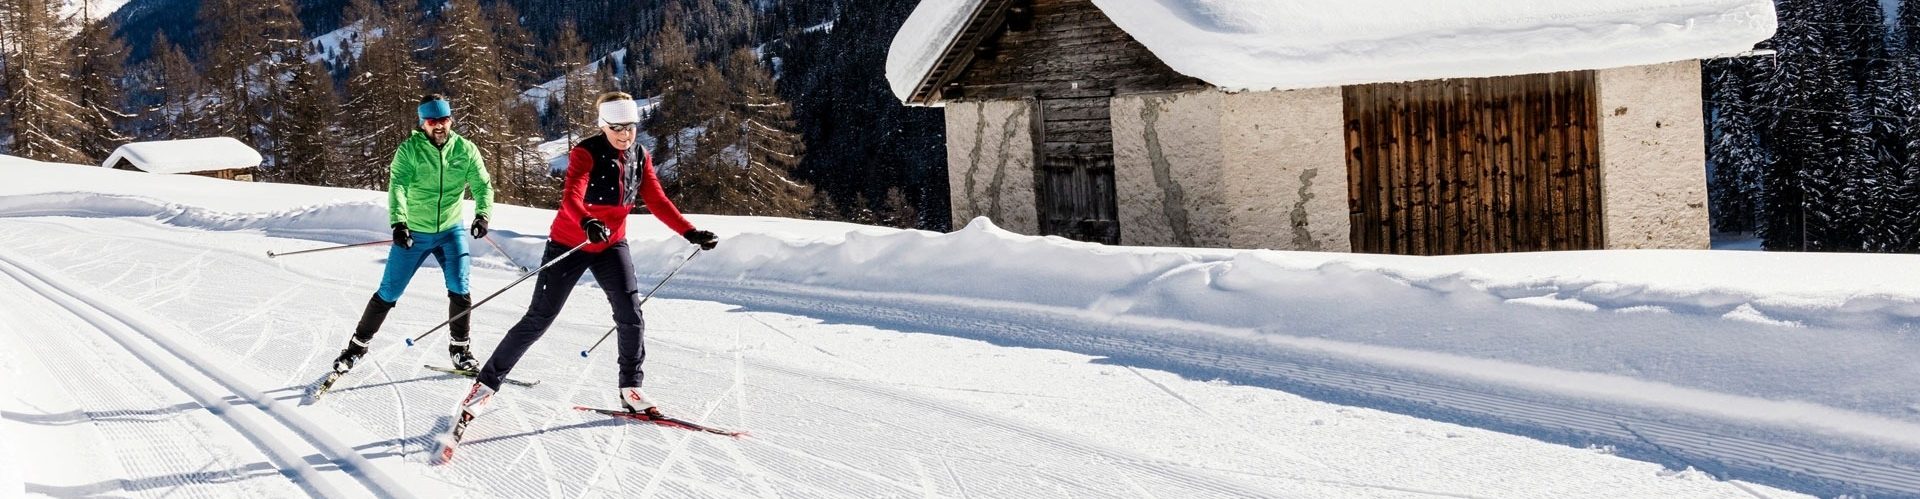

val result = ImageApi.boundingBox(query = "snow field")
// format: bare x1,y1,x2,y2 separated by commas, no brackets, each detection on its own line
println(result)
1,157,1902,496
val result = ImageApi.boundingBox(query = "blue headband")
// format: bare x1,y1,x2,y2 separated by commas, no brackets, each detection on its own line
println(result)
417,100,452,120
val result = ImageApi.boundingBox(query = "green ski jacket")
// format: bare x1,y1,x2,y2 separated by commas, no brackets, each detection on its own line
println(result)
388,130,492,233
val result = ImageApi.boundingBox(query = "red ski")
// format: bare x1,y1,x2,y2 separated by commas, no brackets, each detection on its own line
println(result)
573,406,748,438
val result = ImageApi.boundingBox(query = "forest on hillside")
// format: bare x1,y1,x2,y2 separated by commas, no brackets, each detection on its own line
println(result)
0,0,945,228
13,0,1920,245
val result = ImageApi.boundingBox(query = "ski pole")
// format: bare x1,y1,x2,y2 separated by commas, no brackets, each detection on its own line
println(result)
480,233,530,272
407,241,592,346
581,248,702,358
266,239,392,258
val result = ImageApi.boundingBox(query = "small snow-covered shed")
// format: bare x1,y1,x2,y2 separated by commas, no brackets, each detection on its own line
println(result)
102,137,263,181
889,0,1776,254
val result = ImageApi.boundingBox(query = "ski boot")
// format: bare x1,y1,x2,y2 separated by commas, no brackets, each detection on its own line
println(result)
337,293,395,374
449,343,479,372
333,339,368,374
448,292,478,371
620,387,663,418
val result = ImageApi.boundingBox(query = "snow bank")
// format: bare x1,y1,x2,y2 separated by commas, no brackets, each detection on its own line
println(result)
3,158,1917,459
889,0,1777,101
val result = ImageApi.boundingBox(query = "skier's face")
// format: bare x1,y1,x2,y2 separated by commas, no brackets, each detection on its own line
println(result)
423,116,453,146
604,122,636,151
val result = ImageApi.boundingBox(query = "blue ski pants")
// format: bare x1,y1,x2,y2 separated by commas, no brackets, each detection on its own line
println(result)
374,226,470,303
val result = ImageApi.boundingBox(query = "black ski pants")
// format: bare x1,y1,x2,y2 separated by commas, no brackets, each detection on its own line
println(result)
477,240,646,391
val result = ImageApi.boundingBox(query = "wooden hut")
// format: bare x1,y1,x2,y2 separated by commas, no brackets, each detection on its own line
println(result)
888,0,1776,254
102,137,262,181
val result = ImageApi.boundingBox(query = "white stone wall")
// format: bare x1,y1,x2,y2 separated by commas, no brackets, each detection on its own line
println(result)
1111,92,1228,247
1596,61,1711,249
1221,89,1351,251
1112,90,1351,251
946,100,1039,234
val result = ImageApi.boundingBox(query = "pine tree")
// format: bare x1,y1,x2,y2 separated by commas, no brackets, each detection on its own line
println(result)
339,0,425,190
272,60,344,186
1704,58,1760,235
0,0,89,163
252,0,308,171
435,0,545,206
192,0,252,139
881,186,917,228
193,0,304,149
775,0,948,226
669,48,813,217
1759,0,1850,250
145,32,201,141
550,20,597,144
68,15,131,162
646,5,705,172
1858,59,1918,251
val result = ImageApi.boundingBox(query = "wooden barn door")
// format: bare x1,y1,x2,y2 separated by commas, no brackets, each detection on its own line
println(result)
1343,71,1603,255
1034,95,1120,244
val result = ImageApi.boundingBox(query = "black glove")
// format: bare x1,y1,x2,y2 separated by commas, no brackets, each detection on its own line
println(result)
682,229,718,250
582,218,611,244
392,223,413,249
469,215,489,239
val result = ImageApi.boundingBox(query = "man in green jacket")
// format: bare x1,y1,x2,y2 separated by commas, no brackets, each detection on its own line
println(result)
332,94,494,375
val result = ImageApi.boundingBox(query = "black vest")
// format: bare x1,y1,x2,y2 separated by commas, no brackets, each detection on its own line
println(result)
578,135,642,207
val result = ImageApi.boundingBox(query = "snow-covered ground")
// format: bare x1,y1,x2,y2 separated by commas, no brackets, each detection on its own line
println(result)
55,0,129,22
521,49,631,115
309,21,374,66
0,156,1914,498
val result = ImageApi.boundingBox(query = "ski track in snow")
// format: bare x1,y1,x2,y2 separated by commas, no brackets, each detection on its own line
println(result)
0,209,1865,497
0,247,407,498
0,215,1364,497
0,277,292,498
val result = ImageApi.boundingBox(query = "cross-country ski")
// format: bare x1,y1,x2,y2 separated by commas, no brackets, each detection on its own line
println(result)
573,406,748,438
422,365,539,387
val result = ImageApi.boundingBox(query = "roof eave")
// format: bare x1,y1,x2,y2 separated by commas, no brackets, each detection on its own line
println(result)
905,0,1015,106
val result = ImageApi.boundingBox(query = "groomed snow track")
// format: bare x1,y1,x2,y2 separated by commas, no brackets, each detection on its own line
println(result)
0,247,414,498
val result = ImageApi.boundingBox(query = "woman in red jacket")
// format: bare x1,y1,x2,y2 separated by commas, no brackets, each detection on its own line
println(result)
466,91,717,415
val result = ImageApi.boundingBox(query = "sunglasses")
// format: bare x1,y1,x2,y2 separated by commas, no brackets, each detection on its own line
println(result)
423,117,452,127
605,122,637,133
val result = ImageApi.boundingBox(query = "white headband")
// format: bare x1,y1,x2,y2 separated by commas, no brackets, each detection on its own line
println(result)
598,100,640,126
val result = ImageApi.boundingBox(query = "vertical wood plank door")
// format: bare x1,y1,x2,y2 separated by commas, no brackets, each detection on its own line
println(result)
1343,71,1603,255
1035,95,1120,245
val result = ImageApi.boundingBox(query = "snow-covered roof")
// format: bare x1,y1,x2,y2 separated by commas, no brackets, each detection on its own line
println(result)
887,0,1778,103
101,137,263,174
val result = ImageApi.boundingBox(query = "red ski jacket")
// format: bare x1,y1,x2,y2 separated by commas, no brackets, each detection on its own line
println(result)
549,134,694,253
